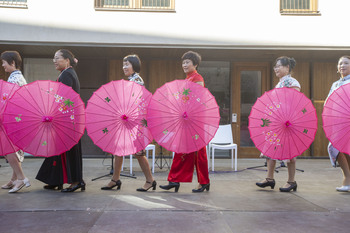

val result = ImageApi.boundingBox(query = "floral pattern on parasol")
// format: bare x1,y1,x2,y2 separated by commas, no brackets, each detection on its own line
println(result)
248,87,318,160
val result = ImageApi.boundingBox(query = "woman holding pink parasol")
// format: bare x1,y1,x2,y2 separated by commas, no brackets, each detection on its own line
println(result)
36,49,85,192
0,51,30,193
255,56,301,192
100,54,156,192
324,55,350,192
159,51,210,193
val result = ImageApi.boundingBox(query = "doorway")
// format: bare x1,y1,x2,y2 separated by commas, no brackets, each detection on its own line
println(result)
232,62,270,158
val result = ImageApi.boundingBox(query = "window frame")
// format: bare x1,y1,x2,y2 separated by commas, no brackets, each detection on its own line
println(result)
0,0,27,8
280,0,320,15
94,0,175,12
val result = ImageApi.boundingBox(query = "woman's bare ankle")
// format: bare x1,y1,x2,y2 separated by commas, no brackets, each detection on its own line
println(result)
342,177,350,186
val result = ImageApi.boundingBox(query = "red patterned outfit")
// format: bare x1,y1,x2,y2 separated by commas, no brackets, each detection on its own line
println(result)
167,71,210,184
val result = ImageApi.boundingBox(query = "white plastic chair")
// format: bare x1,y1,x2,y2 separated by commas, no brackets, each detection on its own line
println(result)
208,124,237,171
145,144,156,173
122,144,156,174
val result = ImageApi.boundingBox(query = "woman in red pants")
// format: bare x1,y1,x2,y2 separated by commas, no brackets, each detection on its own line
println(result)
159,51,210,193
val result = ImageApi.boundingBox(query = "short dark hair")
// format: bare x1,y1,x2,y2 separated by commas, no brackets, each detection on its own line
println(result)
181,51,202,69
123,54,141,73
57,49,77,67
1,51,22,70
275,56,296,72
339,55,350,62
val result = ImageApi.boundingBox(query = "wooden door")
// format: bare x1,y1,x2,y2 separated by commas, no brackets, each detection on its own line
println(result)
231,62,270,158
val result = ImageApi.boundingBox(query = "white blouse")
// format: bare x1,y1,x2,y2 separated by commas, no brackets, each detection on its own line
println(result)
7,70,27,87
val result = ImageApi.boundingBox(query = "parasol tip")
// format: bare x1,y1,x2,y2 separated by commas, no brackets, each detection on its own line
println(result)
121,114,128,121
182,112,188,119
42,116,53,122
285,121,291,127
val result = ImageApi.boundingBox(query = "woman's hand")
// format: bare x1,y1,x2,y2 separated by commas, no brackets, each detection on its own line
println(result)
196,81,204,87
290,86,300,92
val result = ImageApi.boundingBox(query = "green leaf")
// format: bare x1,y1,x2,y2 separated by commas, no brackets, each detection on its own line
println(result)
64,99,74,107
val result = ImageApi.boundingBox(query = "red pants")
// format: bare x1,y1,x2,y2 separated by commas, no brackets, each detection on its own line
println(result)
168,147,210,184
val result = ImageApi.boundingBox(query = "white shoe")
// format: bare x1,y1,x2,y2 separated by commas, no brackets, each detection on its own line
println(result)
336,185,350,192
1,180,15,189
8,178,31,193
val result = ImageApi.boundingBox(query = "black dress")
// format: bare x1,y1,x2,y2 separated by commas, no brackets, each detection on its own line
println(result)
36,68,83,185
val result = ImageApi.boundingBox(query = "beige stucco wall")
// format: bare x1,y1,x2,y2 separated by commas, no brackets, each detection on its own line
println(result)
0,0,349,48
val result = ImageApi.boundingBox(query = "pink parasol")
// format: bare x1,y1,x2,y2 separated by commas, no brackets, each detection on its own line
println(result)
322,83,350,155
248,87,317,160
3,80,85,157
147,79,220,154
0,80,20,155
85,79,153,156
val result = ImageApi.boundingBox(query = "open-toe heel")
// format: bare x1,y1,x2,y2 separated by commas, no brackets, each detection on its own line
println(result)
136,180,157,192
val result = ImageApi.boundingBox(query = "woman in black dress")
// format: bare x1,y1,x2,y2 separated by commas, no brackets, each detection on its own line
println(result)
36,49,84,192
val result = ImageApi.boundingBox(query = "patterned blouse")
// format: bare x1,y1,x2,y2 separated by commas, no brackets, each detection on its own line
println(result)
275,74,301,89
325,74,350,101
7,70,27,87
326,74,350,167
128,73,144,86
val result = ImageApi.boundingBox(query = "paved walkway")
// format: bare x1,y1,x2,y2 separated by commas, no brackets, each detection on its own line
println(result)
0,157,349,233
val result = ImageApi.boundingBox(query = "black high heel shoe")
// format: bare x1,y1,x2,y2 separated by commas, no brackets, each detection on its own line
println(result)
61,182,86,192
256,178,275,189
159,182,180,192
136,180,156,192
101,179,122,190
279,181,297,192
44,184,63,190
192,183,210,193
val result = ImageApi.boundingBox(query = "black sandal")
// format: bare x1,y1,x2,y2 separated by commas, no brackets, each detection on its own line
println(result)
279,181,297,192
136,180,157,192
101,179,122,190
256,178,275,189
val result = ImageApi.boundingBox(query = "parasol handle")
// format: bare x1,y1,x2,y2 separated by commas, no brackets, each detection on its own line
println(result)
42,116,53,122
285,121,291,127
